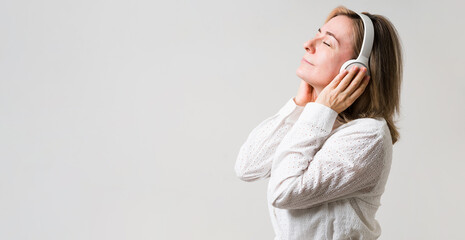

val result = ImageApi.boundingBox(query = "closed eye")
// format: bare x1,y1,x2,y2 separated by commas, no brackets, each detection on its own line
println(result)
318,29,331,47
318,28,336,48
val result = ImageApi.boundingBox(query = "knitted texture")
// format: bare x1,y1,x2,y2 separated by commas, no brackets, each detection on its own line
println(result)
235,97,393,240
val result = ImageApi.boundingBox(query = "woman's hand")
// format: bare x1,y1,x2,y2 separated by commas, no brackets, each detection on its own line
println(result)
294,80,317,107
315,66,370,114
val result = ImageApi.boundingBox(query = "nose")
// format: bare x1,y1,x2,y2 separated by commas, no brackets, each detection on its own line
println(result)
303,38,316,54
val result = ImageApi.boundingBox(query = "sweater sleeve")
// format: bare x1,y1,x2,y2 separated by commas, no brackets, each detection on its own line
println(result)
235,97,305,182
269,102,386,209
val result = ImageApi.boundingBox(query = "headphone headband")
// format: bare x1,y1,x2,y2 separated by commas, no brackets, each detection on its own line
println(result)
339,12,375,74
356,12,374,65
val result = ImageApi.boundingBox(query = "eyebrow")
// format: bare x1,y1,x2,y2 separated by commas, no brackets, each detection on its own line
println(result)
318,28,340,45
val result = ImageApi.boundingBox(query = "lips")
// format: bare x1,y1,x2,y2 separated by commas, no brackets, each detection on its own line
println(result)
301,58,314,66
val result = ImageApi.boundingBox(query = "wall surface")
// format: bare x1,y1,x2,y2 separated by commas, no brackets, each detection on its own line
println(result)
1,0,464,239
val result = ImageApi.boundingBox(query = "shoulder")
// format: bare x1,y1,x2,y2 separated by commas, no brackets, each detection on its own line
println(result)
331,117,392,148
326,117,393,167
337,117,387,134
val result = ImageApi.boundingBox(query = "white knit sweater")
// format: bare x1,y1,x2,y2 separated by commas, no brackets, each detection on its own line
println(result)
235,97,393,240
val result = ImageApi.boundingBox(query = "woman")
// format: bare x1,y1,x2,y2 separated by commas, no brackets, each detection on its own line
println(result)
234,6,402,240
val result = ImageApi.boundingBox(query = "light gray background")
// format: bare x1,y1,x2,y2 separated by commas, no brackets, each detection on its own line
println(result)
1,0,464,239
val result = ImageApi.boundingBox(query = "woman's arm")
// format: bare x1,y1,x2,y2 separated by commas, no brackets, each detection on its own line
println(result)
268,102,387,209
234,97,304,182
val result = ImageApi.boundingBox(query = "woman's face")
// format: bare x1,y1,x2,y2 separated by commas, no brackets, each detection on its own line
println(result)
296,15,355,91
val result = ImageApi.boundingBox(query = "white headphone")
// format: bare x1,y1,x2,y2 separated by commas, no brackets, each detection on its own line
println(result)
339,12,375,76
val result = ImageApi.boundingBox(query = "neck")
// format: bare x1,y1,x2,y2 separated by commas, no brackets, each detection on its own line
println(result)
310,86,323,103
312,88,321,101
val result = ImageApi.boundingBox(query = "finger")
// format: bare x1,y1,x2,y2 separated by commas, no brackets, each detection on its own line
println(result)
334,66,360,92
329,69,349,88
347,75,370,103
343,67,367,95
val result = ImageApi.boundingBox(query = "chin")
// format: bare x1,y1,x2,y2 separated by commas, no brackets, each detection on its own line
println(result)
302,68,339,86
296,67,309,81
296,68,315,86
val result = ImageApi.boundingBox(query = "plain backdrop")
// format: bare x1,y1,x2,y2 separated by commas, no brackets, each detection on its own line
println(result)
1,0,464,239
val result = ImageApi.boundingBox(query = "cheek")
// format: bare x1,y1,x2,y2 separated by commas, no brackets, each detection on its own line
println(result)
314,51,337,70
321,51,351,82
316,55,340,83
316,70,336,87
296,50,350,87
326,54,343,71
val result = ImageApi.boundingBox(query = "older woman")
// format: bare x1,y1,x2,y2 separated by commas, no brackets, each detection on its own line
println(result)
235,5,402,240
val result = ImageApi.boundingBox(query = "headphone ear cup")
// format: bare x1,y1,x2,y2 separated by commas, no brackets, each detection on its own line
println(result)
339,59,357,73
339,60,370,76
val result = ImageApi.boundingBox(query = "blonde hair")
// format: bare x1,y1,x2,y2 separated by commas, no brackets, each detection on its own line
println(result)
325,6,403,144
